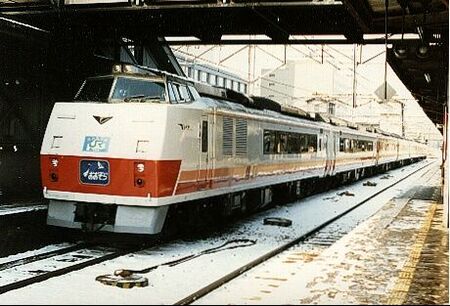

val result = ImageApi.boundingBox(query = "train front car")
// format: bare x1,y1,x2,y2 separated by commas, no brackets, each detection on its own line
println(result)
40,65,189,234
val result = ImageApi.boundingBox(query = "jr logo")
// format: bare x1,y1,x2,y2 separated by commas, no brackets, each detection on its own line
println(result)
82,136,110,153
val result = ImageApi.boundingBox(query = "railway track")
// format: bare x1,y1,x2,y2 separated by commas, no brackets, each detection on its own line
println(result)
0,244,136,295
175,161,436,305
0,243,89,272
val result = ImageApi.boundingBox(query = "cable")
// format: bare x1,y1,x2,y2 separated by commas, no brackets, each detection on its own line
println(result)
384,0,389,101
105,239,257,278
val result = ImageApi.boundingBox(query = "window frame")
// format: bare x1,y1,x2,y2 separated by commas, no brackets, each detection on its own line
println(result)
263,129,318,155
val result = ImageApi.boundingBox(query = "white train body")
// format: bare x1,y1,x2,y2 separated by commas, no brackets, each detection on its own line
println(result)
40,65,428,234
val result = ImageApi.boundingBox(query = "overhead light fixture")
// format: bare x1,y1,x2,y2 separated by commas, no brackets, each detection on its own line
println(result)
424,73,431,83
416,11,431,60
416,43,430,59
394,43,408,59
394,7,408,59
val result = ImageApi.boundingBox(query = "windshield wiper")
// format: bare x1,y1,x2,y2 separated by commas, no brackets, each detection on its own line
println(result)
124,95,162,102
123,94,145,102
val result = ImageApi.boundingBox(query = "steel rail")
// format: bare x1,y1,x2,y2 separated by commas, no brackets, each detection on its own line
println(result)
0,247,136,295
0,243,89,273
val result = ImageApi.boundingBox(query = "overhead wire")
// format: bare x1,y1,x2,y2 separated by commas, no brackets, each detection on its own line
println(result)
174,43,382,103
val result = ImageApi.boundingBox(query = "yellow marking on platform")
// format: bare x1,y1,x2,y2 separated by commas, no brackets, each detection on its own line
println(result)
292,252,319,257
244,296,262,301
387,202,436,305
289,252,319,263
286,256,304,260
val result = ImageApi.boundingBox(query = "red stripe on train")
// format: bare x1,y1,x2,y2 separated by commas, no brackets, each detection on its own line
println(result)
40,155,181,198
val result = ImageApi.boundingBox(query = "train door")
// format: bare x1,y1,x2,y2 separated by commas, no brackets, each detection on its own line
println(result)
323,131,336,176
320,131,327,156
375,140,381,165
334,132,339,174
316,131,325,176
198,115,211,186
396,140,400,161
327,132,337,176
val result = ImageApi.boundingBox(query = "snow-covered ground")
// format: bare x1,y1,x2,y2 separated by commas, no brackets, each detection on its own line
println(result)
0,159,437,305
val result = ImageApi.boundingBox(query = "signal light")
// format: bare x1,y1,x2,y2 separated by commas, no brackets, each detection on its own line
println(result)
136,163,145,172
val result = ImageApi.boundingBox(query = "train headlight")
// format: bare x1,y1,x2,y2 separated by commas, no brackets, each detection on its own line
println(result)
136,163,145,173
51,158,59,167
112,64,122,73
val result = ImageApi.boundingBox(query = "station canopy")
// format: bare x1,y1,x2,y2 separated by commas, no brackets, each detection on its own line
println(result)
0,0,447,126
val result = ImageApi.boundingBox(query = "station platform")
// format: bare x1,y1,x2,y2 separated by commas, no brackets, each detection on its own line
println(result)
195,164,449,304
0,200,56,258
0,201,46,217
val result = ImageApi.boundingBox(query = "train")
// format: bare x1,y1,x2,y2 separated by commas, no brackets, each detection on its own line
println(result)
40,64,429,235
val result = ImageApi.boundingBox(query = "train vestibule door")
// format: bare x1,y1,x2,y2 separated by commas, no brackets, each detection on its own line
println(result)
198,115,211,187
375,140,381,165
328,132,337,176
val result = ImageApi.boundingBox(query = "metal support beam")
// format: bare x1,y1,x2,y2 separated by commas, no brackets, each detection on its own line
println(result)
251,7,289,43
340,0,373,32
0,1,341,14
166,38,424,45
372,11,449,33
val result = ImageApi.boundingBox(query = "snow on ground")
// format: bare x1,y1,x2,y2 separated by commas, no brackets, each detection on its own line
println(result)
0,159,436,305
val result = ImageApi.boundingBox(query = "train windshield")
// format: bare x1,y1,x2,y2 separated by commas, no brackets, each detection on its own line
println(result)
75,77,114,102
111,77,166,102
74,76,166,103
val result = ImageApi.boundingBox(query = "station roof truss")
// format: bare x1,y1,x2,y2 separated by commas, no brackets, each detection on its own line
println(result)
0,0,448,126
